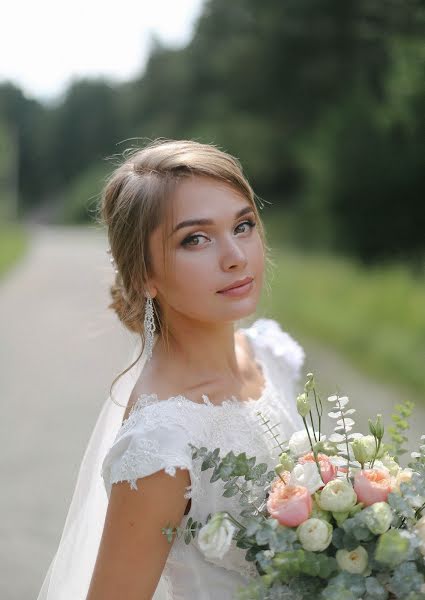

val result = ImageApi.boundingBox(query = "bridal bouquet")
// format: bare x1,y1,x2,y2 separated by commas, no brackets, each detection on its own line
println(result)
165,373,425,599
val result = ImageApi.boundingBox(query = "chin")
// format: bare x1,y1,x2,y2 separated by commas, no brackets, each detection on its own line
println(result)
218,299,259,322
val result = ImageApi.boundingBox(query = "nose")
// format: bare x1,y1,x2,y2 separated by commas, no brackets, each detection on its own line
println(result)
219,234,248,271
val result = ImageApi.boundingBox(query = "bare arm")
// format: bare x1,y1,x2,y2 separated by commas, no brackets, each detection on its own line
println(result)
86,467,191,600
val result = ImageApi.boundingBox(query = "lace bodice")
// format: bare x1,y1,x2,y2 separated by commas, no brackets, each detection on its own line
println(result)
101,318,305,600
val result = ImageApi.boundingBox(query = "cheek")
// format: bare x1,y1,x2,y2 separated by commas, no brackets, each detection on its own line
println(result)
171,250,218,294
245,237,265,285
160,251,221,318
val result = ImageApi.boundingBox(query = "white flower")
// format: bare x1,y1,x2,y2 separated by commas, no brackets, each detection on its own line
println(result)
318,478,357,512
289,429,324,457
336,545,368,574
289,462,324,494
198,512,236,560
297,517,333,551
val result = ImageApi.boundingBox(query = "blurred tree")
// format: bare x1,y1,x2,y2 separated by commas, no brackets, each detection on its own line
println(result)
0,0,423,264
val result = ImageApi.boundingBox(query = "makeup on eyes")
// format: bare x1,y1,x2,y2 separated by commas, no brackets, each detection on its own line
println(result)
180,218,256,247
171,205,255,238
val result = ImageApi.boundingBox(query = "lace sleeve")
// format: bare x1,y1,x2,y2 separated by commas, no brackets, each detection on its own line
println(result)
242,317,306,433
101,395,193,498
243,317,306,383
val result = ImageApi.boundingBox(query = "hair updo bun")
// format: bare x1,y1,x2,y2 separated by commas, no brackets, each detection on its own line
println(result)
108,281,140,335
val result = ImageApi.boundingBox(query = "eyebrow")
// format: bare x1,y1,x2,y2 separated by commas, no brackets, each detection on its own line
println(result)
170,205,255,237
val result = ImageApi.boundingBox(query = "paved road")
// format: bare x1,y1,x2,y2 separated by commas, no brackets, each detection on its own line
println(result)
0,225,132,600
1,225,423,599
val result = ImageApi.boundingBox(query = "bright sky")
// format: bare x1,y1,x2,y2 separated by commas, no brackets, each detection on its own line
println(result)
1,0,205,105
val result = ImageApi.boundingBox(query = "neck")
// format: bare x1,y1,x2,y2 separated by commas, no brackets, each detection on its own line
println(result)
154,315,246,383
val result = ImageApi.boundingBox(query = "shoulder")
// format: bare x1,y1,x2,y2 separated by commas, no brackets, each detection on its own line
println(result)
238,317,306,382
101,392,198,497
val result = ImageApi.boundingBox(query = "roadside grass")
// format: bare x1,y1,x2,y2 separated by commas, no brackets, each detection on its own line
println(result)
259,243,425,400
0,222,28,279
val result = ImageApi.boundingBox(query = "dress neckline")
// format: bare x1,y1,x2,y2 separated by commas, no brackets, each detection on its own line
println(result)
124,320,273,421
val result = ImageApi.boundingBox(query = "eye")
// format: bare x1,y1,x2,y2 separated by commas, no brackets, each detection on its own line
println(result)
180,233,209,247
180,218,257,248
235,218,257,234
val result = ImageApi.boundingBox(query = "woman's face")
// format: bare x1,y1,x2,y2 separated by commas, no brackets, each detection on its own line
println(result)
148,176,265,324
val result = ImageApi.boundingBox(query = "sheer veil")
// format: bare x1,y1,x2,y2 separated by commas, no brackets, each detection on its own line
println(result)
36,332,168,600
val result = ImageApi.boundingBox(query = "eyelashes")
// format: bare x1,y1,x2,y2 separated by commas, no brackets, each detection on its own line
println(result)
181,219,257,247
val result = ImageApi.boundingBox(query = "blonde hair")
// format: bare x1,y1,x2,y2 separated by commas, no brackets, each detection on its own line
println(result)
96,138,272,404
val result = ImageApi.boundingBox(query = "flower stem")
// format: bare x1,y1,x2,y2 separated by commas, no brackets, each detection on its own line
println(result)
302,416,323,480
313,389,322,441
370,438,381,469
414,501,425,520
224,512,245,531
336,395,351,482
309,411,317,443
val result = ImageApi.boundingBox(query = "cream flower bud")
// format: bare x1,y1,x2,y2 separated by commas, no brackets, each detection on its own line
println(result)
304,373,315,393
368,414,384,439
336,545,369,574
278,452,294,471
297,392,311,418
318,478,357,512
297,517,333,552
351,435,376,464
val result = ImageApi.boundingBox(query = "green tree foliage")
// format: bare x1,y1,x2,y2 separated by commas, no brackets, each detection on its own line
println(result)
0,0,423,264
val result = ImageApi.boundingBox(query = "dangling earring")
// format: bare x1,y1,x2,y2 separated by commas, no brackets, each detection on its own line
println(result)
143,291,156,361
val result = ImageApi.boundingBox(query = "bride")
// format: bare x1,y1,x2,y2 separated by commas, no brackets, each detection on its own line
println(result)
36,138,306,600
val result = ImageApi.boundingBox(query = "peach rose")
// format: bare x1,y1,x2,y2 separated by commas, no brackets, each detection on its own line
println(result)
353,468,394,506
267,480,313,527
299,452,338,485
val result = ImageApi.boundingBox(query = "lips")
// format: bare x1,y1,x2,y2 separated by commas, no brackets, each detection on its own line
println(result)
217,276,253,293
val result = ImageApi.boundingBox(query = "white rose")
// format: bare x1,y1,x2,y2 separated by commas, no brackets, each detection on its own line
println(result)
318,478,357,512
289,462,324,494
336,545,369,574
198,512,236,560
289,429,324,457
297,517,333,551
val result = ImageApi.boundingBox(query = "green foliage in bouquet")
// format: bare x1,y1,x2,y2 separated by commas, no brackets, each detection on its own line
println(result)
165,370,425,599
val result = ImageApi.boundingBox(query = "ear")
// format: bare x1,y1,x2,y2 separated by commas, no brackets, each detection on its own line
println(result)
144,284,157,300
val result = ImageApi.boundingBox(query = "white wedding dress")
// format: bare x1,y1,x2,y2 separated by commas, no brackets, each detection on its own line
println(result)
36,317,305,600
101,318,306,600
